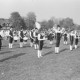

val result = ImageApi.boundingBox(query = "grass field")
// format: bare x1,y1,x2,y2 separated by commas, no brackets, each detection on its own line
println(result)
0,39,80,80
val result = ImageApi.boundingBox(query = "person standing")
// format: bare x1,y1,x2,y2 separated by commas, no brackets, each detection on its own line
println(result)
48,31,54,45
74,30,79,49
37,31,46,58
19,28,24,48
30,29,34,47
0,35,2,50
69,31,75,51
9,27,13,48
13,30,18,42
33,28,39,49
63,31,68,45
23,31,28,44
55,25,62,54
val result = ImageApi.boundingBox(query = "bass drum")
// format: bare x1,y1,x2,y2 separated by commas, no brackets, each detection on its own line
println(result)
14,36,19,42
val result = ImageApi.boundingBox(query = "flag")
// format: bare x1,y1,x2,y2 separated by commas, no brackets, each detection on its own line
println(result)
35,22,41,30
61,28,65,33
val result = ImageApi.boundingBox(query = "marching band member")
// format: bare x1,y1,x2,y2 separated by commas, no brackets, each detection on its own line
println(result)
13,34,19,42
63,31,68,45
0,35,2,50
23,34,28,44
19,28,24,48
48,31,54,45
37,31,47,58
74,30,79,49
9,27,13,48
55,25,62,54
33,28,39,49
69,31,75,51
13,31,19,42
30,29,34,47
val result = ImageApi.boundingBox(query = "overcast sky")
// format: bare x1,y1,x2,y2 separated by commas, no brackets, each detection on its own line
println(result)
0,0,80,24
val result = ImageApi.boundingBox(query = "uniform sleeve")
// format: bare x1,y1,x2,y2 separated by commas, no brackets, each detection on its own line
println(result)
38,34,40,40
30,31,33,38
30,31,31,37
9,31,10,36
33,32,36,37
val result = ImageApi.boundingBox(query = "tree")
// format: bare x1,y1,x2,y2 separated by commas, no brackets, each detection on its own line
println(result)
59,18,74,31
2,23,6,27
47,19,54,29
25,12,36,29
40,18,54,30
0,25,2,29
77,26,80,30
50,17,60,25
75,24,80,30
20,18,26,29
40,20,48,30
9,12,26,30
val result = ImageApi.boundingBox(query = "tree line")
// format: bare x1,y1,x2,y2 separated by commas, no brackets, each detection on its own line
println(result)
1,11,80,31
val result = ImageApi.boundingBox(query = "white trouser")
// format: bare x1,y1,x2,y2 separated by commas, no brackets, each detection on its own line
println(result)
20,42,23,48
37,50,42,58
75,45,77,49
34,44,38,49
70,45,72,50
50,41,53,44
64,41,67,44
55,47,59,53
9,43,13,48
30,42,33,47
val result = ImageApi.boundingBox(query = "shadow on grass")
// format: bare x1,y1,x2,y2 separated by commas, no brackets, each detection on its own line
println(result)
78,46,80,49
13,43,19,46
23,45,31,48
0,51,13,54
0,53,26,62
66,43,70,45
2,45,7,47
43,46,52,49
67,43,70,45
60,48,68,53
16,45,31,49
43,51,53,56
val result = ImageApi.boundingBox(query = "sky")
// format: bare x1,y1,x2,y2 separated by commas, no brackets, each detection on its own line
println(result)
0,0,80,24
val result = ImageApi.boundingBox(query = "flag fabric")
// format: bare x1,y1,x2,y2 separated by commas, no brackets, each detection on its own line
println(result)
35,22,41,30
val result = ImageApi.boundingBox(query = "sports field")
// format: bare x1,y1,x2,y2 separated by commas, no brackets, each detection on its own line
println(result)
0,39,80,80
